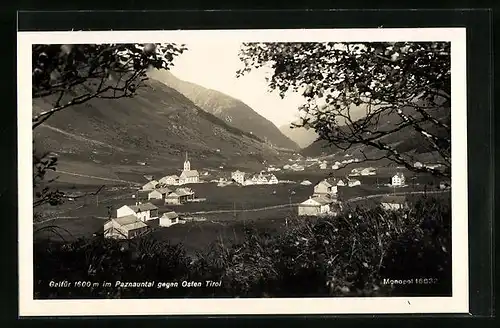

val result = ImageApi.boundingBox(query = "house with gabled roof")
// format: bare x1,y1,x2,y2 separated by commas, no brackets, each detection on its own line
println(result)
104,215,150,239
298,196,336,216
160,211,181,227
116,202,159,222
313,178,338,197
391,172,406,186
159,175,179,186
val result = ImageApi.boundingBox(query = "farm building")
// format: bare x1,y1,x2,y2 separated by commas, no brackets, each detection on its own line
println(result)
231,170,247,185
142,180,159,191
176,187,195,201
300,180,312,186
104,215,149,239
159,186,172,196
381,195,408,211
391,173,406,186
160,211,181,227
313,178,338,197
116,203,159,222
165,192,182,205
298,196,336,216
159,175,179,186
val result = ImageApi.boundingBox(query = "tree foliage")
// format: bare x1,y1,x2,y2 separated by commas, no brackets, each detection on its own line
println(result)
32,43,186,211
237,42,451,178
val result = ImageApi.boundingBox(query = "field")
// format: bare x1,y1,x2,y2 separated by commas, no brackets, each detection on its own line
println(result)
35,162,447,256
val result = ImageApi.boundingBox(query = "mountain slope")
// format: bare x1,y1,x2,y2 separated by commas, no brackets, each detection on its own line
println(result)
279,122,319,148
33,78,287,179
301,104,451,161
147,70,299,150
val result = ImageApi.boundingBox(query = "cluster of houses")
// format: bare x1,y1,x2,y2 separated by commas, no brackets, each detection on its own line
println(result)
283,163,305,171
350,167,376,176
298,178,340,217
103,202,182,240
144,153,201,188
230,170,279,186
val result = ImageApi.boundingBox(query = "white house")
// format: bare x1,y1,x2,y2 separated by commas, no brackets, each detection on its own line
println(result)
142,180,159,191
313,178,338,197
231,170,247,185
159,211,180,227
319,162,328,170
381,195,407,211
337,179,346,187
298,196,335,216
300,180,312,186
159,175,179,186
332,164,340,170
147,189,163,200
348,179,361,187
116,203,159,222
414,161,423,168
104,215,149,239
360,167,376,176
391,173,406,186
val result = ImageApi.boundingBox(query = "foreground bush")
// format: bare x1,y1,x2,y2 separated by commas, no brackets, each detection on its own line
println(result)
34,196,451,298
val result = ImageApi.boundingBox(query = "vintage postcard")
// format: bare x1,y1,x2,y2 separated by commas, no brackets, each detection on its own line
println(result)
18,28,468,316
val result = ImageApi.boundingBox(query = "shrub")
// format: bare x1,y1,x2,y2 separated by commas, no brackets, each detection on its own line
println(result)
33,196,451,298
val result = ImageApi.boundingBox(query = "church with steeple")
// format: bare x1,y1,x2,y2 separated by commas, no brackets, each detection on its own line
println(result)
179,152,200,185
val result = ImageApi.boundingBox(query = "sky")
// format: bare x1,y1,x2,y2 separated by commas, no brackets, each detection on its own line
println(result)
168,41,306,127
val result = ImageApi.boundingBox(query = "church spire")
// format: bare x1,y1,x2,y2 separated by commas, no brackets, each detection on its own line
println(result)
183,152,191,171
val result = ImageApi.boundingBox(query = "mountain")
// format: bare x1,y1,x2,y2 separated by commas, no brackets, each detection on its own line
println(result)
33,78,290,183
301,103,451,161
147,70,299,150
279,122,319,148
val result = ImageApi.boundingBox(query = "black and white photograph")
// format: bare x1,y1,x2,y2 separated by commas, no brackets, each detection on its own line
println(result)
19,28,468,315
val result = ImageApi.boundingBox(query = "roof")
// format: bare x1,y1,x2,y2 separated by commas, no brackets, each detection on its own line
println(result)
300,196,333,206
313,196,334,205
175,189,192,197
137,190,150,197
162,211,179,219
180,170,199,178
381,195,407,204
393,172,405,178
157,187,172,194
317,178,336,187
130,202,158,212
166,192,180,198
161,175,178,180
112,215,149,231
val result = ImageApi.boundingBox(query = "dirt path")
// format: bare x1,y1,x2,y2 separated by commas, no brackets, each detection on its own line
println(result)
56,170,141,185
345,189,449,203
41,124,125,151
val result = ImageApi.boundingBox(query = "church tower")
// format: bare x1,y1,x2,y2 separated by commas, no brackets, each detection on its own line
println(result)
183,152,191,171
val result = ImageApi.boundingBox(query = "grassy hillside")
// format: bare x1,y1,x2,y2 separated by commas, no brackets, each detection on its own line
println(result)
148,70,299,150
33,78,288,182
